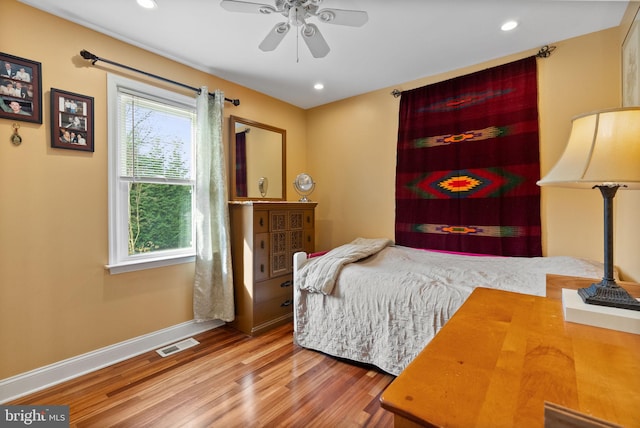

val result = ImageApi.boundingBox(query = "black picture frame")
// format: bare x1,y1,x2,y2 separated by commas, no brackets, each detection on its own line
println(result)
0,52,42,124
50,88,94,152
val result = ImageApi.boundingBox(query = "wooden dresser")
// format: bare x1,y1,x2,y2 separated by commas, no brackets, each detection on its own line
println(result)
228,201,316,335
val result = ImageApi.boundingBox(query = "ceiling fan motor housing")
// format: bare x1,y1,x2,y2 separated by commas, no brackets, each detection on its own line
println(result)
288,4,310,26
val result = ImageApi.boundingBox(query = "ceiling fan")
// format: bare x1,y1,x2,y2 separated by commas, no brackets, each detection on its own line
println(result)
220,0,368,58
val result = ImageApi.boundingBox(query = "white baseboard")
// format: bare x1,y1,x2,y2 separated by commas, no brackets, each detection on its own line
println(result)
0,319,224,403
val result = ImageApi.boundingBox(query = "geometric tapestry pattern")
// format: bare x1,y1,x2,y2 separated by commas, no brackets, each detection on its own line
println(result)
405,167,526,199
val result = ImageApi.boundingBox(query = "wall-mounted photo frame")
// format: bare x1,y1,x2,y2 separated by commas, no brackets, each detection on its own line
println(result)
50,88,94,152
622,7,640,107
0,52,42,124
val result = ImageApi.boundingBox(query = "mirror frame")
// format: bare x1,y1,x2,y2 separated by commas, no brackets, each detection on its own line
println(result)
229,115,287,201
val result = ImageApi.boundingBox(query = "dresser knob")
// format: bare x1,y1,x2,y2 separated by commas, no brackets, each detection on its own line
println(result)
280,280,292,288
260,240,265,249
260,218,264,227
281,299,292,307
260,264,264,273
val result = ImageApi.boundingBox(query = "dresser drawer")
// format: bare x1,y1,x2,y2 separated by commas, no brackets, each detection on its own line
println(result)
254,210,269,234
303,229,315,253
254,233,269,282
254,295,294,325
303,209,314,229
254,275,293,303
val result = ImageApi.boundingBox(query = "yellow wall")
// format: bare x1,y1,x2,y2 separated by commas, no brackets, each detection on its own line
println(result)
0,1,307,379
2,0,640,382
307,10,640,282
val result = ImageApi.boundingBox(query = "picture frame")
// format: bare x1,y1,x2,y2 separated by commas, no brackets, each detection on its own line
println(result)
50,88,94,152
622,7,640,107
0,52,42,123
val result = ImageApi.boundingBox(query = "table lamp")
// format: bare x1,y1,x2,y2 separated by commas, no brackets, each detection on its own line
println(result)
537,107,640,311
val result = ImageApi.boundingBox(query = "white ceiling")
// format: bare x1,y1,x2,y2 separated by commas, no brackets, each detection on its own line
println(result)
19,0,629,109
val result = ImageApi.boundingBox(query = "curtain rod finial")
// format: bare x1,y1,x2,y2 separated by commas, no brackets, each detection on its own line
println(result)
536,45,556,58
80,50,99,64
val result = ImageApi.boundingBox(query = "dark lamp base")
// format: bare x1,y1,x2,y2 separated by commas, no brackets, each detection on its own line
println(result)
578,281,640,311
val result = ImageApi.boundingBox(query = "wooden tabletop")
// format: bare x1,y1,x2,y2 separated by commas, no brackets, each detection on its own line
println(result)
380,275,640,428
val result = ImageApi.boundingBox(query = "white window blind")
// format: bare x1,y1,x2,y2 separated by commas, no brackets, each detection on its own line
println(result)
118,92,195,182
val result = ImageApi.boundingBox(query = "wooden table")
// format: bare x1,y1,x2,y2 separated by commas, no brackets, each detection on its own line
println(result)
380,275,640,428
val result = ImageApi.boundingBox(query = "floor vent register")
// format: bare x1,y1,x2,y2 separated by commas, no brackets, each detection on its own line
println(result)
155,337,200,357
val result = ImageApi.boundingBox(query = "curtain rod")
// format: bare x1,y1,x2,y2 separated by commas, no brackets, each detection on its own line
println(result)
80,50,240,106
390,45,556,98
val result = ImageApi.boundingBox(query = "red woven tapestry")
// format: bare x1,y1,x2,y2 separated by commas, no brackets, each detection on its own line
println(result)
395,57,541,256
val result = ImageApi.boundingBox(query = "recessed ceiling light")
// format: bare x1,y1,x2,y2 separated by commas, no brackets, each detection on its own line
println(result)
137,0,158,9
314,83,324,91
501,20,518,32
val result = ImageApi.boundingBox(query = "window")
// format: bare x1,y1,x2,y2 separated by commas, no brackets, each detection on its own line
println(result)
107,74,196,274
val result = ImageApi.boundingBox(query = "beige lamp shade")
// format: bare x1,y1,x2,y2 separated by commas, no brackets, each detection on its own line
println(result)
537,107,640,189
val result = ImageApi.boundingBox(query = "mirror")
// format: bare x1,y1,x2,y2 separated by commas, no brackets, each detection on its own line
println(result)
229,115,286,200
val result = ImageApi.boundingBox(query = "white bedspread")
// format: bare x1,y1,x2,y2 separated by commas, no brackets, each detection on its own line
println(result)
294,245,607,375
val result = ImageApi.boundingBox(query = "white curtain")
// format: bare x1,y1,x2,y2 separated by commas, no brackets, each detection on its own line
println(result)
193,88,234,322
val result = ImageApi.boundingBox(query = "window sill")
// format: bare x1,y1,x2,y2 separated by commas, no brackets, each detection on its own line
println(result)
106,254,195,274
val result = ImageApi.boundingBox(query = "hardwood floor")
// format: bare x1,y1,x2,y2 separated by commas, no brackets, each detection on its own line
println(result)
10,323,396,427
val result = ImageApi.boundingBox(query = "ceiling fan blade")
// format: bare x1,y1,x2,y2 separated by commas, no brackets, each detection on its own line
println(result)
220,0,277,14
301,23,330,58
315,8,368,27
259,22,291,52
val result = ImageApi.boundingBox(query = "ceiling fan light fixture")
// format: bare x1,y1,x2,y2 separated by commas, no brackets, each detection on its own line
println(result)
314,82,324,90
288,5,307,26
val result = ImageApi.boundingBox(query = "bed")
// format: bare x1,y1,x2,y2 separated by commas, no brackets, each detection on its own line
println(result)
292,238,609,376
